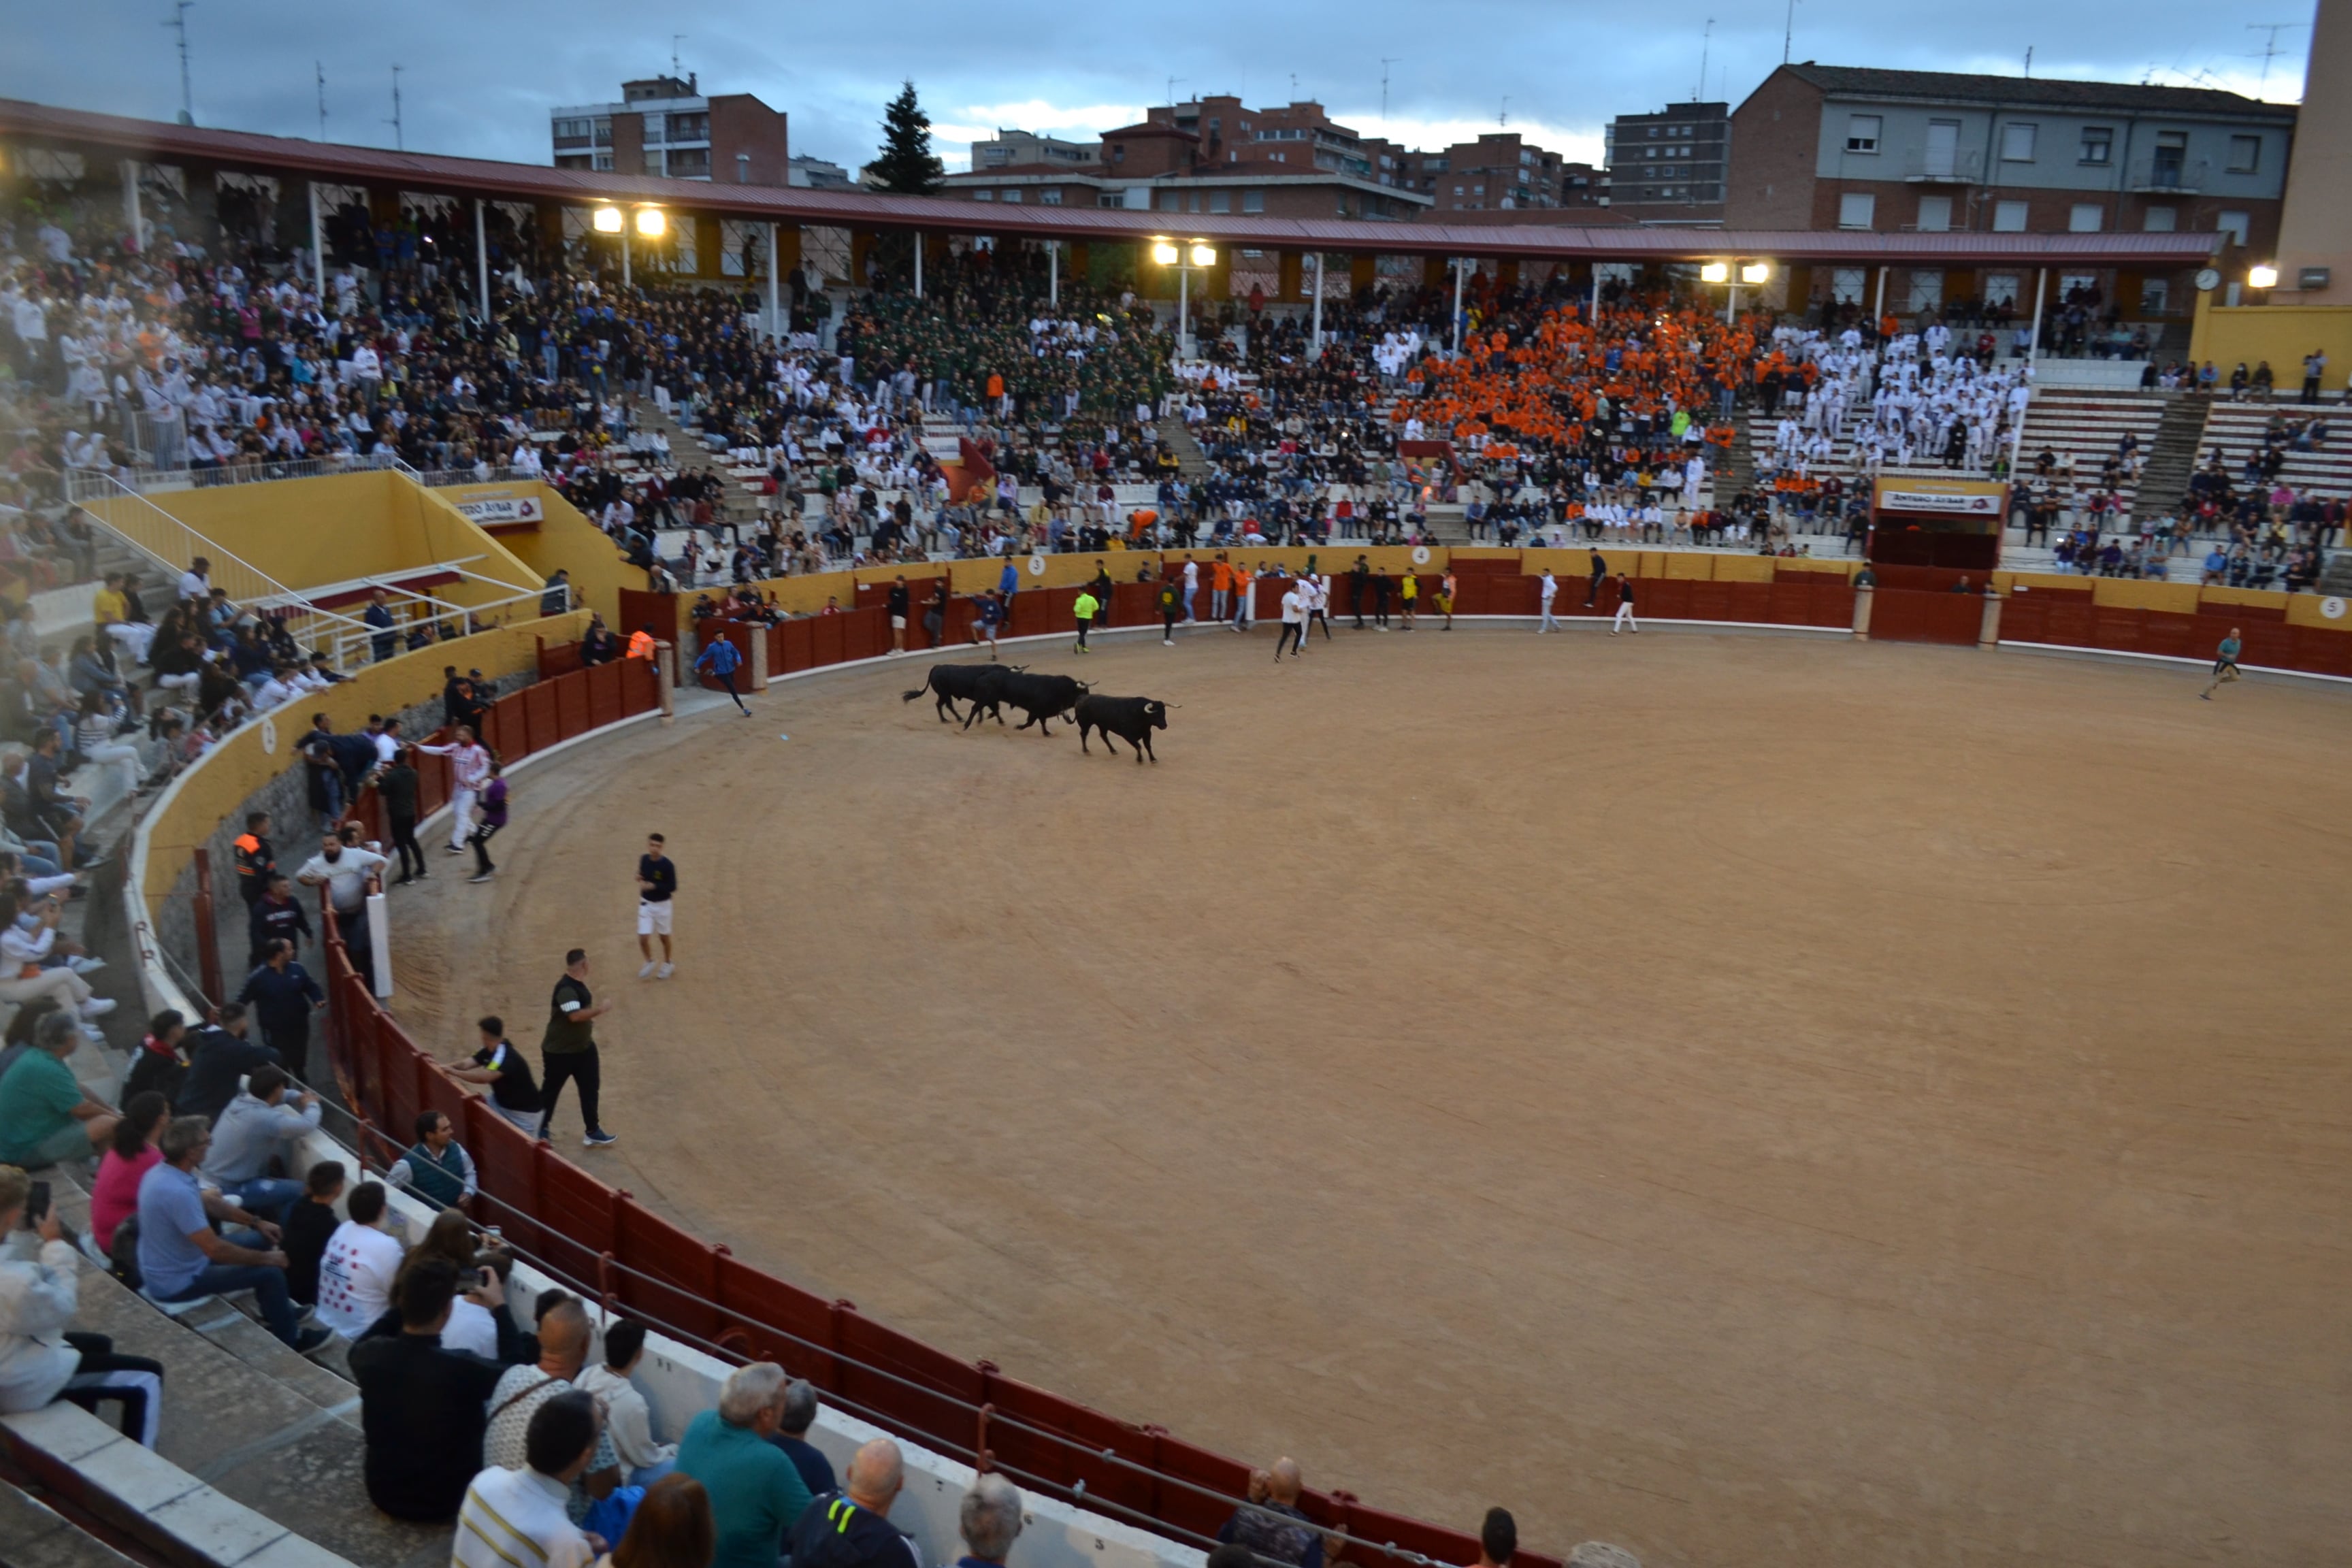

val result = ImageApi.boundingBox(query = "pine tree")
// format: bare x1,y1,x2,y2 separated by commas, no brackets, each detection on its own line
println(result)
870,81,946,195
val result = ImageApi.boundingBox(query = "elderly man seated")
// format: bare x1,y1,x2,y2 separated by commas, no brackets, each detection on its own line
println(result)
787,1437,919,1568
676,1360,814,1568
952,1473,1024,1568
1216,1457,1342,1568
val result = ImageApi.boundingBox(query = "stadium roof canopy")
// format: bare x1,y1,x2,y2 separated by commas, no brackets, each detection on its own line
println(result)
1,98,2225,269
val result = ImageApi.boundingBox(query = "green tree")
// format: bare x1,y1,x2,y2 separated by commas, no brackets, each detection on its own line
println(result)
870,80,946,195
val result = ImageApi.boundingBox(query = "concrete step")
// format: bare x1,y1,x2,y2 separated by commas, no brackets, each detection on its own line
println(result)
0,1477,145,1568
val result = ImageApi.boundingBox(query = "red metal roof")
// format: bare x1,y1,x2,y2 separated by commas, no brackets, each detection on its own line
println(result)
1,97,2226,267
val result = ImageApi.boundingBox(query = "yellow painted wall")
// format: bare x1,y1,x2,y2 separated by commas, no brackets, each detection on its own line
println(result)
436,482,648,626
2188,300,2352,378
139,614,586,922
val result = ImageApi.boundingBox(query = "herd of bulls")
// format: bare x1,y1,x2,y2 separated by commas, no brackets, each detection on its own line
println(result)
901,665,1172,764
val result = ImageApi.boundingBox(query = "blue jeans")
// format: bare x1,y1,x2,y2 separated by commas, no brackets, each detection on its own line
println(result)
1182,585,1196,620
221,1177,304,1228
156,1229,302,1345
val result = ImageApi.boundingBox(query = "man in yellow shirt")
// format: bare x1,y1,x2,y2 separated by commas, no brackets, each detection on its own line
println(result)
92,574,154,664
1072,589,1099,655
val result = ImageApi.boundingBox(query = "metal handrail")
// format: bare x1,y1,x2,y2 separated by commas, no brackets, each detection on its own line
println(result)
65,452,410,499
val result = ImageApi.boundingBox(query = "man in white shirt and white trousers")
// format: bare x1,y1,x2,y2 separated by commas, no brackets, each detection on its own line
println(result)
1537,570,1561,633
419,725,491,852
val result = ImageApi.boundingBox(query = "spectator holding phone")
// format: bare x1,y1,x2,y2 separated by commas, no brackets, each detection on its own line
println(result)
0,1162,167,1444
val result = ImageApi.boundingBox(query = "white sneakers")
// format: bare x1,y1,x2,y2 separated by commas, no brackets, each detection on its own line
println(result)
657,963,674,979
79,998,116,1019
638,961,657,979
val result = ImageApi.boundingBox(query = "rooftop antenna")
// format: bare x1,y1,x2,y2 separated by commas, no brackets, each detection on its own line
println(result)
1290,73,1299,99
1499,95,1510,127
163,0,195,126
385,63,403,150
671,34,687,80
1381,57,1400,124
2023,46,2033,77
1165,76,1183,105
1698,18,1715,101
2245,22,2300,97
315,61,327,140
1782,0,1799,65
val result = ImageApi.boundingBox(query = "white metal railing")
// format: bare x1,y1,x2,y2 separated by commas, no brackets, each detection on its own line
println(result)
311,578,569,671
65,451,412,500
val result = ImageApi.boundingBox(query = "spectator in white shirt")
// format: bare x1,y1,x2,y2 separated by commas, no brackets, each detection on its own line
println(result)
576,1318,676,1486
314,1180,406,1337
454,1392,604,1568
176,559,211,602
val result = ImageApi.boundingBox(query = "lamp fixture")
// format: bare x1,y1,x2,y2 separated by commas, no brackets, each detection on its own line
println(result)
591,206,623,234
1152,240,1181,265
634,207,667,238
2248,263,2279,289
1189,242,1216,267
1699,261,1731,284
1740,261,1771,285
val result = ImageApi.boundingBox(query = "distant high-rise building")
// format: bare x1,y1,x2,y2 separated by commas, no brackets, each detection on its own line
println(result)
1603,101,1730,225
550,73,788,185
970,130,1098,173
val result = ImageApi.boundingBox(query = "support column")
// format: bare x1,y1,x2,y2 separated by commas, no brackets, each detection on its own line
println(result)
2009,268,2048,477
1872,265,1887,325
308,180,326,300
474,197,490,320
749,625,770,691
1588,264,1600,323
766,222,781,339
622,227,632,290
913,231,924,298
1048,240,1059,306
1851,581,1874,641
120,161,144,254
1451,259,1465,355
1310,254,1324,361
657,642,676,717
1977,585,2003,649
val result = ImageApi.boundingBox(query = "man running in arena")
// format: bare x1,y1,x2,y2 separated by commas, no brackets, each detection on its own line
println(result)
637,834,679,978
1308,576,1334,642
2200,627,2242,700
694,634,750,717
416,725,490,853
1610,573,1639,635
1273,581,1307,661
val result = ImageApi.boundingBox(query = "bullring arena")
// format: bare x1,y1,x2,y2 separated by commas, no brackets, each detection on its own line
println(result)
389,622,2351,1568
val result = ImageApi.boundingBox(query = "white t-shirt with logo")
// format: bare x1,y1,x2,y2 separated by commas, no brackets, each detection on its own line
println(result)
314,1219,405,1337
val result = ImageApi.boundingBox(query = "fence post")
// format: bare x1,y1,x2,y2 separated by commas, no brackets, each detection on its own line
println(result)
657,642,677,721
1978,585,2003,649
975,1403,994,1472
749,625,770,692
1852,583,1874,642
189,847,224,1003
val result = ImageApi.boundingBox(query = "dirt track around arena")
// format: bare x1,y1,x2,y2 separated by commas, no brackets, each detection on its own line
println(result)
388,623,2351,1568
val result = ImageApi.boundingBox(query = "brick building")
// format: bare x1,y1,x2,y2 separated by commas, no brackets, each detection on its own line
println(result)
970,130,1098,174
1404,133,1569,212
1604,101,1729,225
1725,64,2291,325
550,74,789,186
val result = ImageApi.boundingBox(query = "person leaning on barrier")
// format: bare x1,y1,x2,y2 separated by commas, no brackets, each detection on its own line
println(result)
385,1109,478,1211
578,1318,676,1488
175,1004,274,1126
1217,1457,1342,1568
787,1437,919,1568
675,1360,815,1568
349,1254,508,1522
955,1472,1024,1568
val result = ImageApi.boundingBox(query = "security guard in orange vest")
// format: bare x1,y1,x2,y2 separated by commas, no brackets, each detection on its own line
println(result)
626,625,659,661
233,811,276,907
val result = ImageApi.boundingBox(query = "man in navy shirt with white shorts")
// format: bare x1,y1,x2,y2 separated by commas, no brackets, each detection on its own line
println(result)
637,834,679,979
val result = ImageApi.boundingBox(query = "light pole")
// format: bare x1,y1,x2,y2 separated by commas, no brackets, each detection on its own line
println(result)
1152,238,1215,362
1701,259,1771,324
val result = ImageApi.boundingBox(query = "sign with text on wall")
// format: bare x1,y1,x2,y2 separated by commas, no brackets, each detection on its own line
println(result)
1872,476,2008,534
451,494,544,527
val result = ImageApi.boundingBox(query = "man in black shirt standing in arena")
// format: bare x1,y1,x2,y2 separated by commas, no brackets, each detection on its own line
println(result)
636,833,678,980
885,577,911,657
540,949,615,1148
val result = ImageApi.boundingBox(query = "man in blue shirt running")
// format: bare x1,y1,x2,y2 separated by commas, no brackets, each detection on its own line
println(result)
2200,626,2242,700
696,634,751,715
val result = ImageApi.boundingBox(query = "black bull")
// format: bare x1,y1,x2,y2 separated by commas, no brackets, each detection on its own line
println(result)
1075,695,1170,763
900,663,1026,723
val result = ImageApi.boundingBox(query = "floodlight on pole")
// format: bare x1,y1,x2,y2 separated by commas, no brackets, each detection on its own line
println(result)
1740,261,1771,285
1699,261,1731,284
2248,263,2280,289
592,206,624,233
634,207,666,238
1152,240,1180,266
1189,242,1215,267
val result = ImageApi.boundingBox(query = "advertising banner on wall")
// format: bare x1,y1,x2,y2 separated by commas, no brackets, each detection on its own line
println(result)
1872,476,2008,529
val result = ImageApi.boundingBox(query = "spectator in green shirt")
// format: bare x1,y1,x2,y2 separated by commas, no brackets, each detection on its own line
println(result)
0,1011,118,1166
675,1361,814,1568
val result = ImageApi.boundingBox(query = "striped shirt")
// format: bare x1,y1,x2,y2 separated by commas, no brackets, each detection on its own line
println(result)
453,1465,594,1568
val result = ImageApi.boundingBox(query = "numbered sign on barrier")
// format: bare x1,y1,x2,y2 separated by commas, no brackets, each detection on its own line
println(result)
1028,555,1047,577
2323,596,2346,621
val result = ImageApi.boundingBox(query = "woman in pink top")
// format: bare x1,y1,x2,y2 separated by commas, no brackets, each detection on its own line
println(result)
88,1093,170,1251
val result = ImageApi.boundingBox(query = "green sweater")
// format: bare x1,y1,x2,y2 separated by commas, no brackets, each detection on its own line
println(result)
676,1409,815,1568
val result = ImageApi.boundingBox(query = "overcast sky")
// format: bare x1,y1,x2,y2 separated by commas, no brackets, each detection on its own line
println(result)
0,0,2312,175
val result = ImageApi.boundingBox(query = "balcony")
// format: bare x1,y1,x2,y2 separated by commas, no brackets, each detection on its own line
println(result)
2128,156,2206,194
1904,147,1984,184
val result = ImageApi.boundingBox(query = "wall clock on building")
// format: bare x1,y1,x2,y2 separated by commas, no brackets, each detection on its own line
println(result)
2194,267,2222,291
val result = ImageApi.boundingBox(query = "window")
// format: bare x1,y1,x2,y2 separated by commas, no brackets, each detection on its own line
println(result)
1453,184,1465,195
2000,122,2037,162
1208,190,1230,213
592,152,613,172
2217,210,2250,244
593,119,612,147
2140,278,2170,314
1242,189,1264,213
1907,272,1943,312
1829,266,1867,304
1110,144,1125,163
972,190,994,201
2142,206,2176,232
1845,114,1880,153
2080,127,2112,165
2069,203,2104,232
1838,191,1876,229
1157,190,1179,212
1916,194,1951,232
670,113,708,142
1096,193,1125,208
1993,199,2029,232
1982,272,2021,307
2227,135,2261,174
1473,183,1485,194
1039,189,1062,205
1000,189,1021,203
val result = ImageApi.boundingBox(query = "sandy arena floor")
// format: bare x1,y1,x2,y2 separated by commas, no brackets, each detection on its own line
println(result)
389,623,2350,1568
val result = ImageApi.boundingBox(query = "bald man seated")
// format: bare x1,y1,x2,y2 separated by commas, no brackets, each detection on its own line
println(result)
1218,1456,1341,1568
787,1437,920,1568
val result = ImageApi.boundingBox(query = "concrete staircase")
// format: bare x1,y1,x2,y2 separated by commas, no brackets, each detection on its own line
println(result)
1155,417,1215,480
2130,393,2212,525
629,399,765,523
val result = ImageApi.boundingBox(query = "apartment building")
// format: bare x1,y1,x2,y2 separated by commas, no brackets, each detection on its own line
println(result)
549,74,789,185
1604,101,1729,224
970,130,1098,173
1407,133,1569,212
1726,64,2290,321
